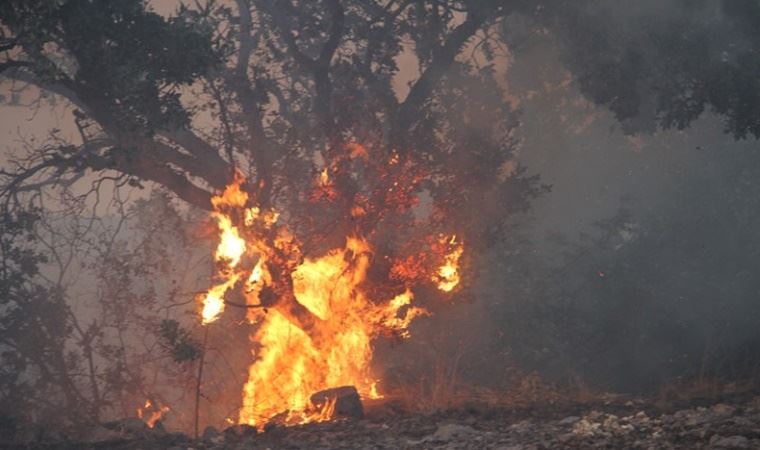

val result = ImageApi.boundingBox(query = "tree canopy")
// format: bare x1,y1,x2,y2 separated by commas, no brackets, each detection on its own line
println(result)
0,0,757,217
542,0,760,138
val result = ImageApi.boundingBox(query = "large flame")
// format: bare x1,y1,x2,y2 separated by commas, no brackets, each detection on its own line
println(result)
197,170,463,429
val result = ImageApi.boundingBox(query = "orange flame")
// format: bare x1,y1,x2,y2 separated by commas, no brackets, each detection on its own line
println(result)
214,215,246,267
314,396,338,422
211,171,248,209
319,168,330,186
434,235,464,292
197,171,463,429
239,237,414,427
201,275,238,324
136,399,169,428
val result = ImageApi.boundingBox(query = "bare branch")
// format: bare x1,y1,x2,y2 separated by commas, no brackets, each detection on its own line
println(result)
0,59,32,74
264,0,345,138
396,10,488,133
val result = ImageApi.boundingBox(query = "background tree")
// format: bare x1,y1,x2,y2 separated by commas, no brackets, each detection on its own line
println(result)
0,207,75,428
0,184,238,434
492,141,760,392
531,0,760,138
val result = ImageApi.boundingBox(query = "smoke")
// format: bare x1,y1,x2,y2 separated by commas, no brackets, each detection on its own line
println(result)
317,0,760,397
463,0,760,392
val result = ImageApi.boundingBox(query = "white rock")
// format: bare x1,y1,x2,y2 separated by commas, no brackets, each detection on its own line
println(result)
432,423,477,441
711,435,750,448
558,416,580,425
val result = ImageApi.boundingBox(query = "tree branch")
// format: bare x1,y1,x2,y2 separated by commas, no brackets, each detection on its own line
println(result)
265,0,345,138
396,9,488,135
0,59,32,74
229,0,268,143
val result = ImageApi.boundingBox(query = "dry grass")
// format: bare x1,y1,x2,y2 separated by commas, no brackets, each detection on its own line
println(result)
656,376,760,405
384,366,616,414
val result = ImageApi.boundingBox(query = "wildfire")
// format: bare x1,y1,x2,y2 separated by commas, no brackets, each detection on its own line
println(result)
201,276,238,324
200,175,252,324
313,166,339,201
215,215,246,267
319,167,330,186
239,236,421,427
433,235,464,292
136,399,169,428
197,168,465,429
372,289,428,338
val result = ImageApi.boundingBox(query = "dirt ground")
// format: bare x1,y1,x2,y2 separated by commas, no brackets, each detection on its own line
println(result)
6,392,760,449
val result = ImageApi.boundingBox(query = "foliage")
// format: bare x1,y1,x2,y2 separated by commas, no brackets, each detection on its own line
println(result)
536,0,760,138
159,319,201,363
0,191,219,431
0,0,219,131
494,144,760,391
0,207,78,424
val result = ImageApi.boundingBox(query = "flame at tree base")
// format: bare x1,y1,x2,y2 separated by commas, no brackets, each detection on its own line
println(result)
238,238,425,427
198,172,462,430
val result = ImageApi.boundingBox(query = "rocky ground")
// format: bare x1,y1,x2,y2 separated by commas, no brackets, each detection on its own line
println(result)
5,394,760,449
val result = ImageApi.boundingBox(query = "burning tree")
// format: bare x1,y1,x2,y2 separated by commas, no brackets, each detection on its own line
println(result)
0,0,542,430
3,0,760,436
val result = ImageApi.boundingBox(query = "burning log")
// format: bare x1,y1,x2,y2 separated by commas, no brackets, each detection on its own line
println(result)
310,386,364,420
